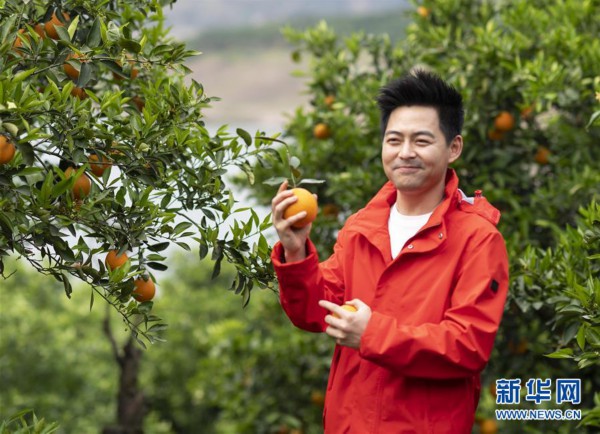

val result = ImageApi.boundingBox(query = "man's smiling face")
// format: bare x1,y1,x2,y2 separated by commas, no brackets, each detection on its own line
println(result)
382,105,462,198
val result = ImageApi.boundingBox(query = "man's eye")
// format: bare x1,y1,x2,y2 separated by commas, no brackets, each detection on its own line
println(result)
416,140,431,145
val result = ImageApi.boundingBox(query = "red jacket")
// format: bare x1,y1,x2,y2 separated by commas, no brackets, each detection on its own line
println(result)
272,170,509,434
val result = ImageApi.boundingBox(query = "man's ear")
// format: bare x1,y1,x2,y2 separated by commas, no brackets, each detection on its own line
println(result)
448,135,463,164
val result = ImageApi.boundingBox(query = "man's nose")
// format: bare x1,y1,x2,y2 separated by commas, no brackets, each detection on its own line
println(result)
397,141,416,159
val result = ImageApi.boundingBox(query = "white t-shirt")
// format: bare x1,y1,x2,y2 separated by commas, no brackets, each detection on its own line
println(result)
388,205,432,259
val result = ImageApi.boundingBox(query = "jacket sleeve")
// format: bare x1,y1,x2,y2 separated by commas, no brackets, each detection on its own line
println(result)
272,233,347,333
359,230,509,379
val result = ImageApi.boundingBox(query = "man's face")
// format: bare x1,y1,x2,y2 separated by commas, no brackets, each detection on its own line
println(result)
382,105,462,197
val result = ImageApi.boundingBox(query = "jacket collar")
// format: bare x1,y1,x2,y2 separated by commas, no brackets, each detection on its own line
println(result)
349,169,461,260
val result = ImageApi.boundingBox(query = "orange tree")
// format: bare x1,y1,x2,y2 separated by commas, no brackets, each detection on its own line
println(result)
0,0,277,345
244,0,600,432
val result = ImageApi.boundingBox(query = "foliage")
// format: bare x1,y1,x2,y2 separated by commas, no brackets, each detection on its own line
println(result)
0,410,59,434
0,0,277,344
0,256,330,434
0,259,120,432
518,202,600,370
241,0,600,432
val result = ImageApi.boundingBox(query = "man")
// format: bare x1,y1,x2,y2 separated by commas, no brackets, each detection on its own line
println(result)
270,70,509,434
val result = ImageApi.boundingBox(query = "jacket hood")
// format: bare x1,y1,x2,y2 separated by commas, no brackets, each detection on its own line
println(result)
455,187,501,226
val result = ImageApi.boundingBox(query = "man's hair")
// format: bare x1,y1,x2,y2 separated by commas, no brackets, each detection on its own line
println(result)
376,69,464,144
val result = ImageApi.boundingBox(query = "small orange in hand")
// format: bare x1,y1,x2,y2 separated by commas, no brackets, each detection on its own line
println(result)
0,134,17,165
65,167,91,199
493,111,515,132
105,249,128,271
133,276,156,302
313,123,331,140
333,304,357,319
283,187,318,228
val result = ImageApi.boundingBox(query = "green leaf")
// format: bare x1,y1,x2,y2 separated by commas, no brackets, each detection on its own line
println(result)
298,178,326,185
211,257,222,280
67,14,79,40
119,38,142,53
576,325,586,350
15,166,43,176
289,156,301,169
585,326,600,346
236,128,252,146
199,243,209,260
241,161,255,185
12,68,36,83
263,177,288,186
15,142,34,165
77,62,93,88
545,348,573,359
147,261,168,271
148,242,170,252
586,110,600,130
55,24,71,42
86,17,102,48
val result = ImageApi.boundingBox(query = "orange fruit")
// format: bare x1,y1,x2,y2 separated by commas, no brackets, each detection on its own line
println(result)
44,11,70,40
487,129,505,141
508,338,528,355
133,277,156,302
34,23,45,39
493,111,515,132
70,86,87,100
520,104,534,120
0,134,17,165
313,122,331,140
479,418,498,434
105,250,128,271
283,187,318,228
63,53,85,80
65,167,91,199
132,96,145,112
324,95,336,108
534,146,550,165
322,203,340,218
332,304,357,318
417,6,431,18
113,56,139,80
12,29,28,55
310,390,325,406
89,154,112,177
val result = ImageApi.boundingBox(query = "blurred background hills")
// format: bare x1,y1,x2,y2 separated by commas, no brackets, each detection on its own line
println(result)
164,0,411,129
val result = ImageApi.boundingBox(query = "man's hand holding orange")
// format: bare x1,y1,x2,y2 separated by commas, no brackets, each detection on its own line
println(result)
271,180,317,263
319,299,372,349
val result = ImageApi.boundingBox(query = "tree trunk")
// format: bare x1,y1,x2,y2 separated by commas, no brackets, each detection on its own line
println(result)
102,314,146,434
